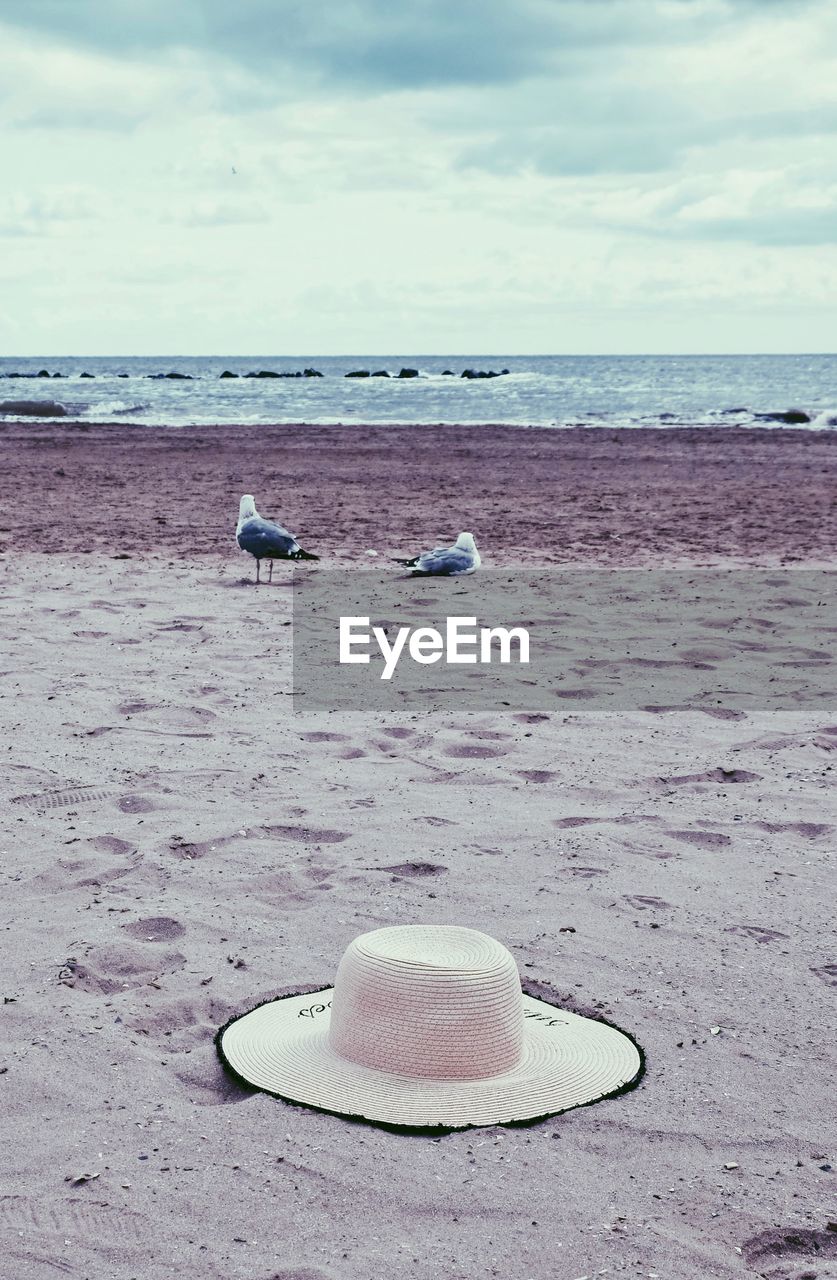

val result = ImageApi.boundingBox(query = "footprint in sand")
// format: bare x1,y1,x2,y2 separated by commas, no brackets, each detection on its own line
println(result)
35,848,166,900
116,700,217,733
115,794,158,814
421,770,508,787
164,822,352,861
262,823,350,844
514,713,551,724
168,836,211,860
122,916,185,943
118,700,157,715
642,704,746,721
67,942,186,994
3,1244,77,1276
517,770,557,783
757,820,833,838
553,817,599,829
0,1195,149,1256
623,894,672,910
442,743,509,759
12,785,116,810
371,861,448,879
658,768,763,786
29,853,145,894
732,731,805,753
725,924,789,944
741,1224,837,1277
86,835,136,856
248,866,335,906
567,866,609,878
810,963,837,987
412,815,457,827
122,996,249,1101
608,833,678,861
244,850,363,910
666,830,731,848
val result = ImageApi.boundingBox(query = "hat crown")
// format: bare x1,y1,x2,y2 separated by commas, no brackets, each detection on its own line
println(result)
328,925,524,1081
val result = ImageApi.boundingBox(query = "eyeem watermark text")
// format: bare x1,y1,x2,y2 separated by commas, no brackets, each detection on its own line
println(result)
339,615,531,680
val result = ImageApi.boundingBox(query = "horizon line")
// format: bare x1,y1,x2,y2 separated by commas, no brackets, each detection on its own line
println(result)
1,351,836,360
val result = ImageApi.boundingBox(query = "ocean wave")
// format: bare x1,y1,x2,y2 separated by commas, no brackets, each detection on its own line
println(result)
86,401,152,417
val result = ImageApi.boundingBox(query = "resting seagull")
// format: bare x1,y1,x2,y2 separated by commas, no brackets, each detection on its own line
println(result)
236,494,319,583
395,532,481,576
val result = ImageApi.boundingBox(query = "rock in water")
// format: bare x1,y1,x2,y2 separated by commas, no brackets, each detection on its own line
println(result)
755,409,811,424
0,399,69,417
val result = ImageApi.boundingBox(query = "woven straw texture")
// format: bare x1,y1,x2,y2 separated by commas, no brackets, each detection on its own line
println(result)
218,925,642,1129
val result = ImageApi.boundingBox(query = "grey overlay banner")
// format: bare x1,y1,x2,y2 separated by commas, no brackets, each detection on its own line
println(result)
291,569,836,713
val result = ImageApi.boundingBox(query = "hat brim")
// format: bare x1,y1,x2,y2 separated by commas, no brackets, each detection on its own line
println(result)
216,986,643,1132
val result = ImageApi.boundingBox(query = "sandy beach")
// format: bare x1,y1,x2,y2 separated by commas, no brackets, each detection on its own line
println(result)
1,422,835,1280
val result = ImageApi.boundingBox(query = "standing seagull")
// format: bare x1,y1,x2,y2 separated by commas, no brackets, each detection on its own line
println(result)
236,494,319,583
395,532,481,576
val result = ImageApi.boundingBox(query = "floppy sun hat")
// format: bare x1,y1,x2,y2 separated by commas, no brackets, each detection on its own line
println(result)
217,925,643,1130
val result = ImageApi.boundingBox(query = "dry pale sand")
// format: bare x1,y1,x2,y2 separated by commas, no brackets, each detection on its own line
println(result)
0,423,835,1280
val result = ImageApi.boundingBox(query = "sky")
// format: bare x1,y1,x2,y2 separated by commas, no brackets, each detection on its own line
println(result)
0,0,835,355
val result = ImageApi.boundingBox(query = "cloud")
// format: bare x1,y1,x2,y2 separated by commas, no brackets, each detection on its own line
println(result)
648,172,837,245
0,0,563,90
0,0,835,352
0,188,96,237
531,160,837,246
171,197,272,227
4,0,809,95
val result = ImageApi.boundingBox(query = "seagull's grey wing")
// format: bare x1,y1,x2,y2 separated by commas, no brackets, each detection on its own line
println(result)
237,515,299,558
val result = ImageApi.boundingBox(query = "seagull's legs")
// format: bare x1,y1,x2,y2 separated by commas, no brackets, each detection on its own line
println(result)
255,559,261,585
268,560,274,583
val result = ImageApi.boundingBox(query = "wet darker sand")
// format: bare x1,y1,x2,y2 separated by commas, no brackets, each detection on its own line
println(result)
0,421,834,564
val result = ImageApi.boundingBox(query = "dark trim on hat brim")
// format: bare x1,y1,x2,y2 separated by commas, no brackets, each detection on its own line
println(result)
213,979,646,1136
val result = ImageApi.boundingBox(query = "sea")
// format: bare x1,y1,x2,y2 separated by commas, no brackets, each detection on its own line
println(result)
0,354,835,430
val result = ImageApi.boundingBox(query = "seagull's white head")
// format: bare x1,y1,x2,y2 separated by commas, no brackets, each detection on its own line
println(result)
455,532,477,553
239,494,258,521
